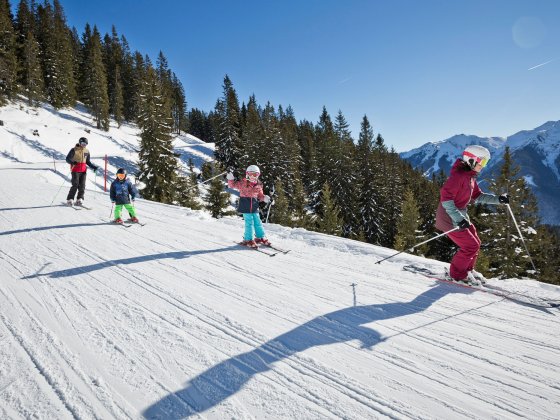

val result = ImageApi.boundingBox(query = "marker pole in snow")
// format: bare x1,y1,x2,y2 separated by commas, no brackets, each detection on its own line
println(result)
506,204,537,272
375,227,460,264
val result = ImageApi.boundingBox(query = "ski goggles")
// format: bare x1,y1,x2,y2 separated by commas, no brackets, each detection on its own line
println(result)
79,141,88,147
464,151,489,168
246,171,260,178
116,173,126,179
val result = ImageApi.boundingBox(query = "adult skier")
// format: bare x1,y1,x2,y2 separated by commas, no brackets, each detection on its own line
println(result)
435,145,509,284
65,137,100,205
227,165,271,247
110,168,139,224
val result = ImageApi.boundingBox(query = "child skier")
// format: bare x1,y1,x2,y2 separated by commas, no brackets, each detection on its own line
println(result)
227,165,271,247
110,168,140,224
435,145,509,284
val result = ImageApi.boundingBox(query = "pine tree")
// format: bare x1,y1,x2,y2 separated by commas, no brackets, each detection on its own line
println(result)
214,75,243,171
269,179,291,226
103,26,124,125
291,177,310,228
20,30,43,105
36,0,76,108
0,0,18,104
136,65,180,204
333,110,359,237
188,108,211,141
394,188,424,253
241,94,263,172
176,174,200,210
81,26,109,130
206,174,231,218
317,182,343,235
170,72,187,134
484,147,541,279
356,115,381,243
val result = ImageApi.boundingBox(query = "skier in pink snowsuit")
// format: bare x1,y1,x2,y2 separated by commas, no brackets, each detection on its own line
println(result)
435,145,509,283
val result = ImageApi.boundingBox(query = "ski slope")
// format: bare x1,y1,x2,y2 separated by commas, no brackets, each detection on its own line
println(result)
1,101,560,419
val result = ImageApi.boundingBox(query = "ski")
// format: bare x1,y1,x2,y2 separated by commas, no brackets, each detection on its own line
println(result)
402,265,558,309
62,202,92,210
235,242,279,257
124,219,146,226
258,243,290,254
111,221,133,228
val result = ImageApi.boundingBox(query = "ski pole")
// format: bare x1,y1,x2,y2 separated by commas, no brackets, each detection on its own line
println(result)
506,204,537,272
265,200,274,223
109,202,114,219
375,226,460,264
265,184,275,223
50,173,68,206
185,171,227,191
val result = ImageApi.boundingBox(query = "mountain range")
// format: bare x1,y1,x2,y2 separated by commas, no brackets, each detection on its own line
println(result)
400,121,560,225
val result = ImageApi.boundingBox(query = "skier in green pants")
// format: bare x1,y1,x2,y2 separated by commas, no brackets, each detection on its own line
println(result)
109,168,139,224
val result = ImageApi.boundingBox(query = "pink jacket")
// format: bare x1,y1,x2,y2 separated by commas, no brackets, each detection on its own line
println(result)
228,179,265,213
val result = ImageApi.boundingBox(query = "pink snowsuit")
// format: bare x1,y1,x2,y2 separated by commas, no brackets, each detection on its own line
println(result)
435,159,498,280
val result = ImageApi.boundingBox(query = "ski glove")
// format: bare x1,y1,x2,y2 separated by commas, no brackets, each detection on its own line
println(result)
226,172,235,180
263,195,271,204
499,193,510,204
457,219,471,230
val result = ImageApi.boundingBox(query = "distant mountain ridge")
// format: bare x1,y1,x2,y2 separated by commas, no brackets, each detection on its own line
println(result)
400,121,560,225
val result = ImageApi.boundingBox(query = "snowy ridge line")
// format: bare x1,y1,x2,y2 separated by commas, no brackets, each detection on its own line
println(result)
77,246,413,418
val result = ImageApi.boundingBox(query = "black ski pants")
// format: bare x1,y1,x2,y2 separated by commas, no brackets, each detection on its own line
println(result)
67,171,87,200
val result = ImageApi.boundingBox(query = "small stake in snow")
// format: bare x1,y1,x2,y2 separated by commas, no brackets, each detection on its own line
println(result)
376,227,460,264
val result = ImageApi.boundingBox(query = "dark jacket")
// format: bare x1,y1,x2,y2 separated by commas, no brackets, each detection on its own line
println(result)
435,159,499,232
110,178,137,205
66,144,98,173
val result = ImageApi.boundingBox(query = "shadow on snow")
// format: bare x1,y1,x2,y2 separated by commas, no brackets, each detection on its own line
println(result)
143,283,473,419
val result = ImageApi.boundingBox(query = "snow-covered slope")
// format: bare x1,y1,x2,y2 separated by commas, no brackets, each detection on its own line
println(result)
0,100,214,188
1,101,560,419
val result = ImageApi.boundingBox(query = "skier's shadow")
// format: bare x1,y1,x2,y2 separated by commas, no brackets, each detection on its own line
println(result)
22,247,238,279
143,283,461,419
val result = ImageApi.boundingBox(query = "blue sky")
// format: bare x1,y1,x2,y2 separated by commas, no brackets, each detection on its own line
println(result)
40,0,560,151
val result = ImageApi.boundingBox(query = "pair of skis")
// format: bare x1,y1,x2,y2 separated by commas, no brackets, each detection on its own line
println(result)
236,241,290,257
403,265,560,309
112,219,146,228
63,202,92,210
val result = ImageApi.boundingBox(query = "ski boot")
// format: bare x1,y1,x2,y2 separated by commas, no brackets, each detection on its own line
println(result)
75,199,83,206
66,199,73,206
254,237,271,246
130,217,139,223
469,269,487,285
114,218,124,224
240,239,257,248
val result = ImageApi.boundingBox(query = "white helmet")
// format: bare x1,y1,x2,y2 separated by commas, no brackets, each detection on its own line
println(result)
246,165,260,174
462,145,490,169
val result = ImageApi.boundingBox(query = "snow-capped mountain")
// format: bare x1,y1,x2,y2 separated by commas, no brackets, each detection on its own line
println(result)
400,122,560,225
1,99,560,418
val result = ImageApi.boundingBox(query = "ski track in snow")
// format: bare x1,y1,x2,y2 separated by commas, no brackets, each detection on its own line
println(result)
2,106,560,418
